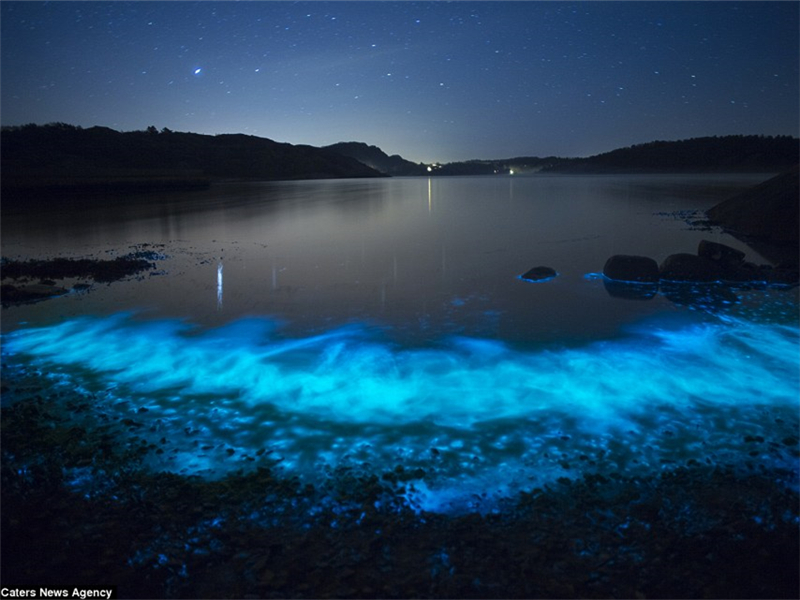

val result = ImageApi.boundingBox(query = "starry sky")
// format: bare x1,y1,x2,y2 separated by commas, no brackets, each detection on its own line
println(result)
1,1,798,163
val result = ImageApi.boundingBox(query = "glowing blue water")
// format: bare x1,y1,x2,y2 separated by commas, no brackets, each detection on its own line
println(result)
3,303,798,512
2,175,797,512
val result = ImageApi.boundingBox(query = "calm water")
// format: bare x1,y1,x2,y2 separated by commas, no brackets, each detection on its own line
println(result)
3,174,798,511
1,174,783,343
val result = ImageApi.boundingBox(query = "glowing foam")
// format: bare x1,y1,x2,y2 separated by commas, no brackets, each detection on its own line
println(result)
3,309,798,511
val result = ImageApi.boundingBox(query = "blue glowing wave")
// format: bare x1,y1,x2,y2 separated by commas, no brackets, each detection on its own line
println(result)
3,311,798,511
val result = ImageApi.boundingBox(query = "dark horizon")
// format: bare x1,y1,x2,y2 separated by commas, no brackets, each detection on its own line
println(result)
3,120,798,168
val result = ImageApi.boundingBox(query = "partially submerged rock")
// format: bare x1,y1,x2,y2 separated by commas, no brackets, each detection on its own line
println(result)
519,266,557,282
659,253,723,283
602,239,798,288
770,262,800,285
599,237,797,307
717,261,765,284
602,255,659,283
697,240,746,267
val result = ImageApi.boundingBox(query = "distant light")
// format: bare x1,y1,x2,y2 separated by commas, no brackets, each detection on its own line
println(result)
509,169,514,175
427,166,432,172
194,68,202,75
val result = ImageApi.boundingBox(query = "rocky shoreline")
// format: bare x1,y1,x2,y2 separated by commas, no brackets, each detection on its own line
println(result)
1,369,798,598
603,240,800,295
0,247,164,306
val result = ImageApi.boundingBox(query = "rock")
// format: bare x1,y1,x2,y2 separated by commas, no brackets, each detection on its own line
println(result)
718,261,762,284
767,263,800,285
520,266,557,282
697,240,746,267
716,261,800,286
659,253,723,282
602,255,659,283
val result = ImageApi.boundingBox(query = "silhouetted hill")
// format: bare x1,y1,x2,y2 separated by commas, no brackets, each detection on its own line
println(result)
3,126,797,197
324,142,427,176
426,136,798,176
390,136,798,176
544,135,799,174
1,123,383,195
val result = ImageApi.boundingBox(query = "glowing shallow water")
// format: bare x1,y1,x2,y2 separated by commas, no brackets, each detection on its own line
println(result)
3,298,798,512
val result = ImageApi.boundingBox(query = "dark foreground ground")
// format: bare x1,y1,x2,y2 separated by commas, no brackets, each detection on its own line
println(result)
1,367,798,600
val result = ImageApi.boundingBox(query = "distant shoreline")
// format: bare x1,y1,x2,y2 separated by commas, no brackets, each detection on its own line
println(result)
2,124,797,184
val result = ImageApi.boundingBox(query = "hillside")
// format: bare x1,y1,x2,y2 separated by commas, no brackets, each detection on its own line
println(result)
1,123,383,195
426,136,798,176
3,126,797,196
324,142,427,176
346,135,797,177
544,135,799,174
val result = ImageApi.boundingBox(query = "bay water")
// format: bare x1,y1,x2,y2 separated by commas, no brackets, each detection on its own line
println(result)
3,174,797,511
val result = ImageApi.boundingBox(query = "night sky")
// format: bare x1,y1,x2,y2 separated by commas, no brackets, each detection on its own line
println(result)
1,1,798,163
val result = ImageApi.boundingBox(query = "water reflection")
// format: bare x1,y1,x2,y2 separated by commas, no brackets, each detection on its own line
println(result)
602,277,658,301
1,175,776,342
428,177,432,213
217,260,224,310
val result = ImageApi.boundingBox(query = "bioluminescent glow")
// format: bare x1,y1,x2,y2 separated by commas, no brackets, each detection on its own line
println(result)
3,310,798,512
516,273,558,284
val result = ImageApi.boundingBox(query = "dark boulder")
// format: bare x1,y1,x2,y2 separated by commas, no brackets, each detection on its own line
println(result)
767,263,800,285
659,253,723,283
697,240,746,267
602,255,659,283
718,261,763,284
519,266,557,282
